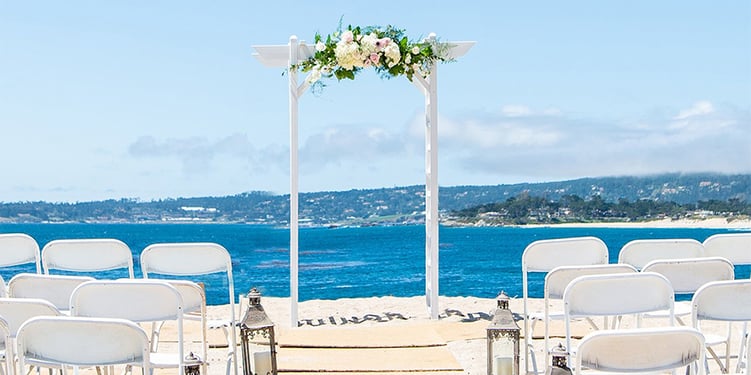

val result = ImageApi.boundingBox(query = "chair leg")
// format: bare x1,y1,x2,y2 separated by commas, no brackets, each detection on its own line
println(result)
225,352,233,375
737,323,748,374
706,347,726,374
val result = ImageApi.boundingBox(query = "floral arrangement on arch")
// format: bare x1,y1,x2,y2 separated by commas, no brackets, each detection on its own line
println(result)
295,24,452,86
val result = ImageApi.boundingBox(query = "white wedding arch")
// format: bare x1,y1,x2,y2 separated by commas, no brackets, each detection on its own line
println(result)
253,33,473,326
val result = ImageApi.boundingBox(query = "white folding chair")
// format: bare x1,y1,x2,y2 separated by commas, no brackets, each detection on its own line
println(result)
140,242,238,375
542,264,637,367
704,232,751,366
0,317,11,375
7,273,94,313
70,279,189,374
0,233,41,275
692,279,751,374
521,236,609,374
642,256,734,325
16,316,151,375
618,238,705,270
41,238,134,278
575,327,705,375
563,272,676,365
0,298,63,375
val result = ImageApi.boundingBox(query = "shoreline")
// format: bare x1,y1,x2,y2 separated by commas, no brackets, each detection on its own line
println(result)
2,217,749,229
517,217,751,229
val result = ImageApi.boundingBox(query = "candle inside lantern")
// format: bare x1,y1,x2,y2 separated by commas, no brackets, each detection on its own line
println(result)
494,356,513,375
253,351,272,375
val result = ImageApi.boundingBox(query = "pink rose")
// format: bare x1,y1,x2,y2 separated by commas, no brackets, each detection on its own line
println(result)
341,30,354,43
375,38,390,49
369,53,379,64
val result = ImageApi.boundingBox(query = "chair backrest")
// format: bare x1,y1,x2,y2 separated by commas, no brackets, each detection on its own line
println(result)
523,236,609,274
16,316,151,371
618,238,705,270
642,256,735,294
545,264,638,300
0,233,41,274
0,298,62,338
692,279,751,323
563,272,675,356
575,327,705,374
70,279,183,323
703,233,751,265
8,273,95,311
141,242,234,277
41,239,134,278
564,272,675,319
521,236,608,374
165,279,205,315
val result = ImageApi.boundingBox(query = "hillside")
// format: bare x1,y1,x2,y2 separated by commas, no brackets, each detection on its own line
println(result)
0,173,748,225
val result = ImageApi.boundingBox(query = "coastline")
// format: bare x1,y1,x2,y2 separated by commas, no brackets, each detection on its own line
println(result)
518,217,751,229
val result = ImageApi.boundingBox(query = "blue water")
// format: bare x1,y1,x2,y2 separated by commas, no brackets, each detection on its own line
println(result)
1,224,748,305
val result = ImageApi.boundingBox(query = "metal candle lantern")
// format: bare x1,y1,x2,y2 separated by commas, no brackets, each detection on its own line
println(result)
184,352,202,375
487,291,520,375
545,343,572,375
239,288,278,375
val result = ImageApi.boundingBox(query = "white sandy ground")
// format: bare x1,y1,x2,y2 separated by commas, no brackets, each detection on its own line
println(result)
164,296,743,375
519,217,751,229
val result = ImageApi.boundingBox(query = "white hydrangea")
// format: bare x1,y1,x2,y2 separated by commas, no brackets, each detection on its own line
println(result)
360,33,378,54
335,40,362,70
306,67,322,84
383,43,401,67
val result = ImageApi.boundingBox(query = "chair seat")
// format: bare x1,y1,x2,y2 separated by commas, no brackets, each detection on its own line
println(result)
703,332,729,346
208,318,232,329
530,311,565,321
150,352,206,368
149,352,179,368
642,301,691,319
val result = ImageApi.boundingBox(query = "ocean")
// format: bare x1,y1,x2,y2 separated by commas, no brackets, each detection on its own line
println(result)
1,224,749,305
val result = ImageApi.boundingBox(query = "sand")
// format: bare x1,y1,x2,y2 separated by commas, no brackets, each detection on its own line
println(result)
187,295,741,375
521,217,751,229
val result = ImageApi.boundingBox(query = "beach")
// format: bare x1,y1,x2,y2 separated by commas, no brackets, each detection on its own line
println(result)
197,295,508,374
193,295,737,374
521,217,751,229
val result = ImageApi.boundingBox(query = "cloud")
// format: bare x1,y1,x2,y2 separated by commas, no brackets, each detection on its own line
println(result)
500,105,533,117
125,101,750,194
128,133,255,175
299,125,408,170
673,100,715,120
429,101,751,183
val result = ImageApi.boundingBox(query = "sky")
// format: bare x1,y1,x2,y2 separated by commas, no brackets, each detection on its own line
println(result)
1,1,750,203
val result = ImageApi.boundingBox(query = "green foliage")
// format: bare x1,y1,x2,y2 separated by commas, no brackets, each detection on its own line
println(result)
292,22,451,88
452,193,751,225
